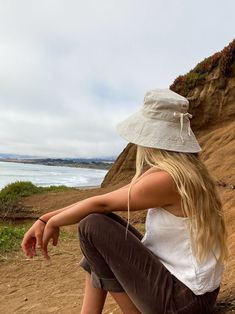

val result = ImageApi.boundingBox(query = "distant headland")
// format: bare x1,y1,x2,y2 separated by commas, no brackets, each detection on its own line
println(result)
0,153,115,170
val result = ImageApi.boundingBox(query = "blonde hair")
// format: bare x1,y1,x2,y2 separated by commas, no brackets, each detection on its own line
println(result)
128,145,228,264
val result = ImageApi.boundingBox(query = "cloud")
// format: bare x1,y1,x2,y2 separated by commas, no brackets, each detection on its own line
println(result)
0,0,234,157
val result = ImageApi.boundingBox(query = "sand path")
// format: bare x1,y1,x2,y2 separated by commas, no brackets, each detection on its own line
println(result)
0,238,121,314
1,236,234,313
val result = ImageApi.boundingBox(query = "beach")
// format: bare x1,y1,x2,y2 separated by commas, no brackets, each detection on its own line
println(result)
0,161,108,190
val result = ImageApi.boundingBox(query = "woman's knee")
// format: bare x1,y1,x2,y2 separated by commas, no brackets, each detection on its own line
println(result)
78,213,108,238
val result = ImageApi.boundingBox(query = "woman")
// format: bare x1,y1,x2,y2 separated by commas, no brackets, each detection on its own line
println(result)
21,88,228,314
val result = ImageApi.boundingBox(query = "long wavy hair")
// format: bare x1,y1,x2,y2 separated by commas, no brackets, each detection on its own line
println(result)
128,145,228,264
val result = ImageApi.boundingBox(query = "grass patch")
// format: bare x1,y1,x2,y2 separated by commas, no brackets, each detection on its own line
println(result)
0,224,29,253
0,222,77,256
0,181,73,216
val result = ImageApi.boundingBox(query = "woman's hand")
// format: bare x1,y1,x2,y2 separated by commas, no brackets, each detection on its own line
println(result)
21,220,46,258
41,220,60,260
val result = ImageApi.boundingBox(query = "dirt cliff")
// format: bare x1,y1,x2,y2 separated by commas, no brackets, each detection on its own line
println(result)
101,40,235,306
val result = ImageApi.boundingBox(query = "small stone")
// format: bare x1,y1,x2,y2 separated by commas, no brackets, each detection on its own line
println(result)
24,297,28,301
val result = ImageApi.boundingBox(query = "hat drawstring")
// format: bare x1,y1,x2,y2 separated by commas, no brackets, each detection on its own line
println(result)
173,112,193,143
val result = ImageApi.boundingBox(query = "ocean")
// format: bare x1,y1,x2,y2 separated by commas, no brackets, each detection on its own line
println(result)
0,161,108,190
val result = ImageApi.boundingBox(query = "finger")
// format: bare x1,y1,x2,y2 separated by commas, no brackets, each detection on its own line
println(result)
42,235,50,259
32,240,37,256
36,233,43,249
21,241,27,255
27,242,35,258
42,245,50,260
52,235,58,246
21,238,33,257
21,235,28,253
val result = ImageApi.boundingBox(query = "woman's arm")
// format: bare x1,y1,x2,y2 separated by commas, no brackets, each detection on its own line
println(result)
23,169,176,259
21,183,131,257
47,170,175,228
40,170,175,258
39,201,81,222
39,183,131,222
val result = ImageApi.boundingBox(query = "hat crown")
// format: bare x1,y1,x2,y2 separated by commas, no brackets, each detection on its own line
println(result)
144,88,189,113
141,89,190,122
144,88,189,112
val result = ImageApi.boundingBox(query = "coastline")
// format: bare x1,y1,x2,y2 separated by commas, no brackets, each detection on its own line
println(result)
0,161,108,191
0,158,113,171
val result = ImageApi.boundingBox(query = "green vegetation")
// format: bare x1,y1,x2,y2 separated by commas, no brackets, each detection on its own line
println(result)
0,224,28,252
170,39,235,95
0,181,72,216
0,222,76,256
0,181,77,256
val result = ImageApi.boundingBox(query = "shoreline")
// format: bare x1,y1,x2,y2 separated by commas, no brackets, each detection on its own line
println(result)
0,161,108,191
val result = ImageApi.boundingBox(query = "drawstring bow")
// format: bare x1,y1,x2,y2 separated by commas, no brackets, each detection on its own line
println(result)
173,112,192,143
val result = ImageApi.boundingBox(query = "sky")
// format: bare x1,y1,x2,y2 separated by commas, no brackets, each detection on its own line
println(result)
0,0,234,158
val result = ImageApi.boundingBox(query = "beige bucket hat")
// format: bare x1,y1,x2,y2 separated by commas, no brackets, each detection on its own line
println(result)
117,88,202,153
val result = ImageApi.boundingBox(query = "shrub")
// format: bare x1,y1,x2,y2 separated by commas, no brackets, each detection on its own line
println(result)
194,52,221,75
220,40,235,76
0,181,40,216
39,185,71,193
0,181,39,198
0,181,71,216
170,39,235,95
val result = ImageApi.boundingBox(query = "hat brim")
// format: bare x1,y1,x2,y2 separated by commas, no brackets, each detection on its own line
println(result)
116,111,202,153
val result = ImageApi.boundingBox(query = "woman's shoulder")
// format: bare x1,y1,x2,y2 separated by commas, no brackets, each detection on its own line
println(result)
137,168,182,213
139,167,173,182
135,167,177,196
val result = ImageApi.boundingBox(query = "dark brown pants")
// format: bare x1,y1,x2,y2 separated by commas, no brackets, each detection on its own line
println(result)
78,213,220,314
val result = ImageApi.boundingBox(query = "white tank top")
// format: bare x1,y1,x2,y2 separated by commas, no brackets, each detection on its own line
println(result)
141,207,224,295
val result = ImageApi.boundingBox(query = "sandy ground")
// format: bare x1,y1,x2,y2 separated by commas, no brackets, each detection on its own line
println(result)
0,238,121,314
0,229,234,314
0,186,234,313
0,186,131,314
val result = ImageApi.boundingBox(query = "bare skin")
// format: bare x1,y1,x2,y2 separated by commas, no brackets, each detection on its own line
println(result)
80,273,107,314
21,167,183,313
80,273,141,314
